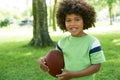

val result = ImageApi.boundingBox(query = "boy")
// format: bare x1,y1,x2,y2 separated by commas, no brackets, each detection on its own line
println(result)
39,0,105,80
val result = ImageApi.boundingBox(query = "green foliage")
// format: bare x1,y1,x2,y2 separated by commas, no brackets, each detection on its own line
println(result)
88,0,120,25
88,0,106,11
0,18,12,27
88,0,119,13
22,8,32,19
107,0,116,4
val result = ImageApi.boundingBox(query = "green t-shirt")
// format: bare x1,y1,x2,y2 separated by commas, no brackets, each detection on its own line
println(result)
56,35,105,80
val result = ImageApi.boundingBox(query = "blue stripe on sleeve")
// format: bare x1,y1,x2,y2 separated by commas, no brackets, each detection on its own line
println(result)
89,46,102,54
57,44,63,53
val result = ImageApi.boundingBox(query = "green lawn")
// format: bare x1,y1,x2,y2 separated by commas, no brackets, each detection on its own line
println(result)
0,24,120,80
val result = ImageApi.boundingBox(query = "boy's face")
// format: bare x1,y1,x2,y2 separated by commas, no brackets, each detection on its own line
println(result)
65,14,84,37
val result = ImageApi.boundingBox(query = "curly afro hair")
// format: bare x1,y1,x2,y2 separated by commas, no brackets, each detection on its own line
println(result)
56,0,96,31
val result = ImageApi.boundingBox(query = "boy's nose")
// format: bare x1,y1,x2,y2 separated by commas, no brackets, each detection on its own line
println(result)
70,20,76,26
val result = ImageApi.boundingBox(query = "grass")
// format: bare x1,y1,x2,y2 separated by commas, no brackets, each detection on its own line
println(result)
0,23,120,80
93,31,120,80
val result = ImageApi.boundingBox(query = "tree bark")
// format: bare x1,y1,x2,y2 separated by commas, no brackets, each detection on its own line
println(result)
29,0,53,47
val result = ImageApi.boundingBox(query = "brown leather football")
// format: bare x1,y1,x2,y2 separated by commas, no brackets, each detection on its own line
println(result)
45,50,64,77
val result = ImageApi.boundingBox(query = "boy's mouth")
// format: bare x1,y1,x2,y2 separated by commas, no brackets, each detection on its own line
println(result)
69,27,78,32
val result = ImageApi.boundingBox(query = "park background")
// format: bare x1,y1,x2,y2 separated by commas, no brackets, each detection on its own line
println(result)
0,0,120,80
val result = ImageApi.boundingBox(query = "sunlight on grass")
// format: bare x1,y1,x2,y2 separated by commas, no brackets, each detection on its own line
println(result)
24,52,33,56
112,39,120,46
108,59,120,63
0,25,33,43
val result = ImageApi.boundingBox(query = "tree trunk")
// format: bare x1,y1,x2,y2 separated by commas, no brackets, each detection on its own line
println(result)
29,0,53,47
108,4,113,25
107,0,115,25
52,0,57,31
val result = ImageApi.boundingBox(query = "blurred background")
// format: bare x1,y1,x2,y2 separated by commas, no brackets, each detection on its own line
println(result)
0,0,120,28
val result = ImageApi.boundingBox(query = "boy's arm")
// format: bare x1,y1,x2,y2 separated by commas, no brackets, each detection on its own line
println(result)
56,63,101,80
72,64,101,78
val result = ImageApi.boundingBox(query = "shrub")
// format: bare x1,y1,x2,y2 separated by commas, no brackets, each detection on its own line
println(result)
0,18,13,27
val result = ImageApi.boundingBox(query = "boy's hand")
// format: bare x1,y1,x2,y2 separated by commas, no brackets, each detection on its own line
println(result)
56,69,74,80
38,57,49,72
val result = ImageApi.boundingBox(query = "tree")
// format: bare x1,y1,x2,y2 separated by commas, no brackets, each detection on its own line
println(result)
88,0,117,25
29,0,53,47
52,0,57,31
107,0,116,25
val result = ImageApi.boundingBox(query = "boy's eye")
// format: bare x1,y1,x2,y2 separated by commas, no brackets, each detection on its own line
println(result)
75,18,81,21
65,18,81,22
65,19,71,22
